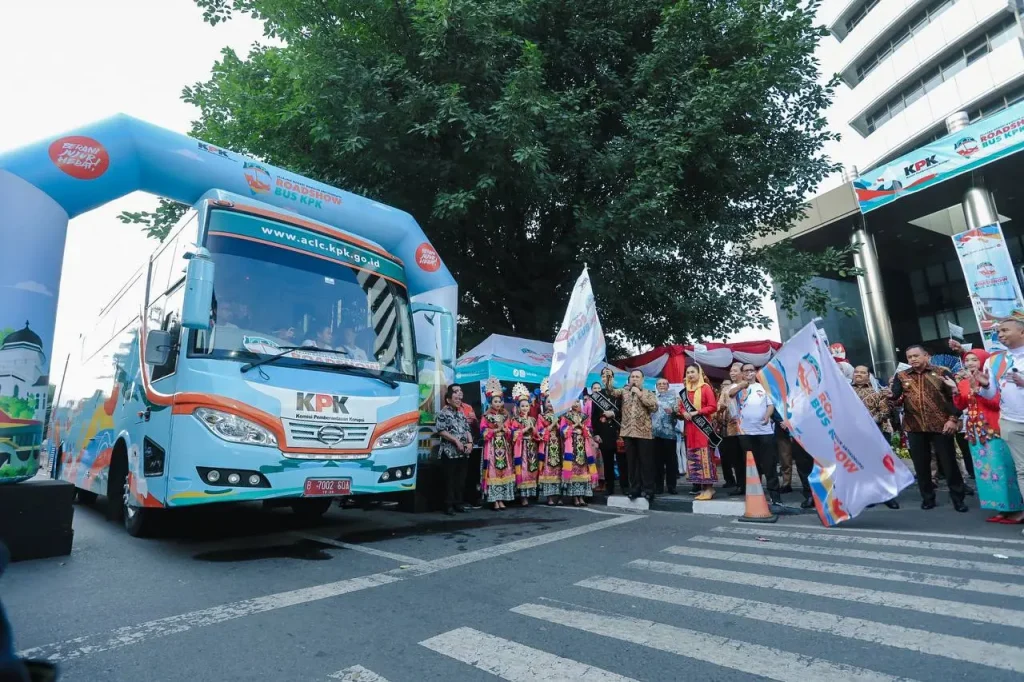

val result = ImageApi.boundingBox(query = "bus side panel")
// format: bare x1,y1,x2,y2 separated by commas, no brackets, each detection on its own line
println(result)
59,349,120,496
58,275,149,497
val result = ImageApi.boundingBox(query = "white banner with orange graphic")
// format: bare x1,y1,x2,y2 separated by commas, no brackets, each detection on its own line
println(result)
548,267,606,415
758,323,914,525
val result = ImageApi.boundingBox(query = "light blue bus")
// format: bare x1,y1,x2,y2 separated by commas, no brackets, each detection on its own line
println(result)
55,191,455,536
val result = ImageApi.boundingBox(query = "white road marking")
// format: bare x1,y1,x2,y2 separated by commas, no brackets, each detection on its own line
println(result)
630,559,1024,629
18,515,640,662
577,576,1024,674
397,514,640,578
731,521,1024,545
712,526,1024,558
511,603,916,682
663,545,1024,598
289,532,427,565
328,665,392,681
419,627,637,681
688,534,1024,577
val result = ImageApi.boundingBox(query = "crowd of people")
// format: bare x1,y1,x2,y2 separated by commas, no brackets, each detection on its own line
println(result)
432,318,1024,528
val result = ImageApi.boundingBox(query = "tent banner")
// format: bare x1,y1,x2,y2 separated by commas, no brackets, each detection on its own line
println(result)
549,268,606,414
854,98,1024,213
455,359,550,385
952,223,1024,351
758,323,914,526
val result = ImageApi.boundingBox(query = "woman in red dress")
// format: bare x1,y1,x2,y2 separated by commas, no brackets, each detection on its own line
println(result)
680,364,719,500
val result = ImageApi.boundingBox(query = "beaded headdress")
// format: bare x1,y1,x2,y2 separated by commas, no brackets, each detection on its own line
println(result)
512,382,530,403
484,377,504,399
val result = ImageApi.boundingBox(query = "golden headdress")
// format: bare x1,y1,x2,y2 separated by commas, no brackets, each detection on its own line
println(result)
540,377,549,395
512,382,530,403
484,377,504,399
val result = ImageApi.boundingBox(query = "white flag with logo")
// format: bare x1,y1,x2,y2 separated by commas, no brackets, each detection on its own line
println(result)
548,267,606,415
759,323,914,526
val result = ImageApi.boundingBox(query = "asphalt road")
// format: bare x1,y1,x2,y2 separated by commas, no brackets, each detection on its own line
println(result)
4,493,1024,681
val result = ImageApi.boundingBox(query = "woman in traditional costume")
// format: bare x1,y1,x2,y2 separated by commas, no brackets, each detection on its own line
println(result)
952,349,1024,521
560,399,597,506
583,385,605,490
536,381,564,505
511,383,542,506
680,364,719,500
480,377,516,510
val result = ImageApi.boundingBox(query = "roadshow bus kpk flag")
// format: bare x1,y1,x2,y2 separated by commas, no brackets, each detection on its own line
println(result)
758,323,914,526
548,267,606,415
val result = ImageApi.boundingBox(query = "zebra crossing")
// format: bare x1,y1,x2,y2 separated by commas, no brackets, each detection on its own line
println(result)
324,524,1024,681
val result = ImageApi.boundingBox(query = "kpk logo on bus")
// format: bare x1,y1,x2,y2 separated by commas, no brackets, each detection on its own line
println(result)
296,392,351,414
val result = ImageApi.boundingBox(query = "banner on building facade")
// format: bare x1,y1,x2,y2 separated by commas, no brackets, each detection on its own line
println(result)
759,323,914,526
548,267,606,415
952,223,1024,351
854,99,1024,213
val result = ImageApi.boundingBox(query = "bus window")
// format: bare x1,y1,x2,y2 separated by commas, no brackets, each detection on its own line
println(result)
151,285,184,382
189,229,415,382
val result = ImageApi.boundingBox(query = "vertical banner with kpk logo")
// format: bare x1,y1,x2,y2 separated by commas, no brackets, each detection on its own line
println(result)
952,223,1024,351
759,323,914,526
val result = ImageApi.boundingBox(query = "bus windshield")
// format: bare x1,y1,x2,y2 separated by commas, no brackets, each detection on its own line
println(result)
190,210,416,382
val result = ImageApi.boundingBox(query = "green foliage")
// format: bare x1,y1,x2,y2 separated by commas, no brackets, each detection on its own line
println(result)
0,396,37,420
118,201,189,242
0,328,14,346
137,0,844,352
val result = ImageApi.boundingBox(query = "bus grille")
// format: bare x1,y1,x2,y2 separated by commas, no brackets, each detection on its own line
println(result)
283,419,373,456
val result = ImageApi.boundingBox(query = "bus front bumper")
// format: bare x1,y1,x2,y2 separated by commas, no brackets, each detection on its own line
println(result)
165,417,417,507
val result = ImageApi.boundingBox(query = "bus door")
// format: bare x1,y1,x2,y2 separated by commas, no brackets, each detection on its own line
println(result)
136,282,186,502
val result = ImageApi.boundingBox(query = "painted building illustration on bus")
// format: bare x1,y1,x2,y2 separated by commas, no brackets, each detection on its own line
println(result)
0,321,49,481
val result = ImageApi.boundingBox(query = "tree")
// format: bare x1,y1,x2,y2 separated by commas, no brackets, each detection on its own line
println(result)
124,0,852,353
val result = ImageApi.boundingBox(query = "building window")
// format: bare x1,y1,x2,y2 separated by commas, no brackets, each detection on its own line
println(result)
845,0,881,35
855,0,956,83
864,15,1020,135
967,80,1024,123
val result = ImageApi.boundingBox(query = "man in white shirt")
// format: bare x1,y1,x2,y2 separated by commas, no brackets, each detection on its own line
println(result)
973,318,1024,525
728,363,781,503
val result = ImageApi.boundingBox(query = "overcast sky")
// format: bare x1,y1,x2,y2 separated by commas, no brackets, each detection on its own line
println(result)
1,0,778,383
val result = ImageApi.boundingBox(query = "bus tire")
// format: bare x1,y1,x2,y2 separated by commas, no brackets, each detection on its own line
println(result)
108,442,155,538
290,498,333,520
75,490,98,505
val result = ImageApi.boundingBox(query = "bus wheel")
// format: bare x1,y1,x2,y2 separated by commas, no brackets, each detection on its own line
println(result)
290,498,333,521
75,490,98,505
108,446,155,538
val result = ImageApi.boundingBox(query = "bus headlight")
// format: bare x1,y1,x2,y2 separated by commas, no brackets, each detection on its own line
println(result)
372,423,418,450
194,408,278,447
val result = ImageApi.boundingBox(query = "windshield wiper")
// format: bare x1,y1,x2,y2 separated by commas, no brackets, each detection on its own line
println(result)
324,364,399,389
239,345,347,374
238,346,399,388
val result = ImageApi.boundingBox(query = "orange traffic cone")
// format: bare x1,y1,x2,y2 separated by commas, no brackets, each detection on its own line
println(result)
737,450,777,524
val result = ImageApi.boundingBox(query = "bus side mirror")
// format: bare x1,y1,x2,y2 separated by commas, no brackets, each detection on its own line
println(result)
182,247,215,330
145,329,172,366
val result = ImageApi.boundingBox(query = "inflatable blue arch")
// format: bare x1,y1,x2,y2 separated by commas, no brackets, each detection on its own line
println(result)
0,115,456,482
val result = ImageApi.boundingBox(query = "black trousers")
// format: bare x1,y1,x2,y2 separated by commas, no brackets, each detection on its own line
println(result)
954,432,975,479
718,436,743,489
624,437,656,498
738,433,781,501
653,437,679,493
791,439,814,501
907,431,965,504
597,438,621,492
441,456,469,508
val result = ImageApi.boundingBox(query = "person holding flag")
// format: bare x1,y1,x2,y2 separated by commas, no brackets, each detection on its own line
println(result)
604,369,659,504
